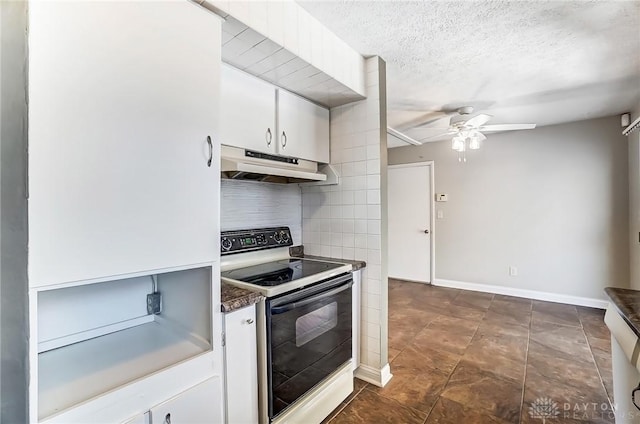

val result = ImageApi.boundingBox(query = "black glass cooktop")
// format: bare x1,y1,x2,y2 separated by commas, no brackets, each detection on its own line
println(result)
222,259,345,287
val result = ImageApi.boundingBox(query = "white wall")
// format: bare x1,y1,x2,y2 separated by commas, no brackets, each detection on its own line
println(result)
0,1,29,421
220,179,302,244
302,57,390,383
629,103,640,290
388,116,629,301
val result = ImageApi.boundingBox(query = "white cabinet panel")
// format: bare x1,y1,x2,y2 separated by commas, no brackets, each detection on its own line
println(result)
220,65,277,154
224,305,258,424
277,90,330,163
121,413,148,424
150,377,222,424
28,2,221,286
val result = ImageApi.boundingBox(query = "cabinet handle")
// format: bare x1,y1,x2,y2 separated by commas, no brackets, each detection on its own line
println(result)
266,128,272,146
281,131,287,149
246,318,254,324
207,136,213,168
164,413,171,424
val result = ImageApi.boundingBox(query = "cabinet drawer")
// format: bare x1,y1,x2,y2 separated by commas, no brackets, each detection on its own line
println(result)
150,377,222,424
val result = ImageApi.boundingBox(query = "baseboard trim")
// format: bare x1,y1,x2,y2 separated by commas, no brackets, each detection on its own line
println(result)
433,278,608,309
354,363,393,388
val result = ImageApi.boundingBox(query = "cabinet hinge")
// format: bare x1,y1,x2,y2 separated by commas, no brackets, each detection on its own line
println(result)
222,332,226,347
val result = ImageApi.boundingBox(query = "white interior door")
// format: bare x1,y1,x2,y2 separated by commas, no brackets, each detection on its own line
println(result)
388,163,432,283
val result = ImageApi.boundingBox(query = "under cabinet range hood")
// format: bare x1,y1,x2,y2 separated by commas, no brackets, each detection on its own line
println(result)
220,145,338,184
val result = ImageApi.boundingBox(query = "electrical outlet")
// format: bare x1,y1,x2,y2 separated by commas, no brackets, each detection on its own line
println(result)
147,292,162,315
509,266,518,276
437,210,444,219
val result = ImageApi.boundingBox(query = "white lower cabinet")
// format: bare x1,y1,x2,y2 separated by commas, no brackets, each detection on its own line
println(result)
224,305,259,424
150,377,222,424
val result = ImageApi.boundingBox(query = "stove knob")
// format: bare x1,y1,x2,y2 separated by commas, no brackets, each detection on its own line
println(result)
273,232,282,243
221,237,232,251
281,231,290,243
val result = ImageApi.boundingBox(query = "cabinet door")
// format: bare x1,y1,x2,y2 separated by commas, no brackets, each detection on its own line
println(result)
220,65,277,154
277,90,330,163
28,2,221,286
150,377,222,424
224,306,258,424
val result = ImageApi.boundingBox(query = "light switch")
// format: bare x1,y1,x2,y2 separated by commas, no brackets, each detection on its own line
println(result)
436,193,448,202
437,210,444,219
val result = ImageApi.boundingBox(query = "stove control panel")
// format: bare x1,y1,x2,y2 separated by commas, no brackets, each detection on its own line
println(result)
221,227,293,255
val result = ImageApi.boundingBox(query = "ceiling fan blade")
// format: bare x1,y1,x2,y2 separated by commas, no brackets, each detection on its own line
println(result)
408,127,452,131
464,113,492,128
479,124,536,131
476,132,487,141
417,131,457,142
406,113,454,129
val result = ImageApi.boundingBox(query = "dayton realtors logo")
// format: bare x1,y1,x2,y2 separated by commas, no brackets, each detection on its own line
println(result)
529,397,616,421
529,397,560,422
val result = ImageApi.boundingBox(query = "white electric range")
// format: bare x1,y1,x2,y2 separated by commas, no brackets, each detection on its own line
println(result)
220,227,354,424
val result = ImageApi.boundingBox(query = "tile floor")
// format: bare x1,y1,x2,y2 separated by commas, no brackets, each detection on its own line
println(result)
324,279,614,423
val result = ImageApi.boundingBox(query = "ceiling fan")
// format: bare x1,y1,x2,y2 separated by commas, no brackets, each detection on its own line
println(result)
410,106,536,162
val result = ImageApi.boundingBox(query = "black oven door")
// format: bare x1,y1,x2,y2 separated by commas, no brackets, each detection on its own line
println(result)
266,273,353,420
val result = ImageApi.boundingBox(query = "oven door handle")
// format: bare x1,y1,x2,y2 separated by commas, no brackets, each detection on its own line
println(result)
271,281,353,315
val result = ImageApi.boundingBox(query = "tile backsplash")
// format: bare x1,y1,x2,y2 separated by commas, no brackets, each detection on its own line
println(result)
220,179,302,244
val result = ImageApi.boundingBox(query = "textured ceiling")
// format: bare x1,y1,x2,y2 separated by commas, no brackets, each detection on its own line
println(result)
298,0,640,147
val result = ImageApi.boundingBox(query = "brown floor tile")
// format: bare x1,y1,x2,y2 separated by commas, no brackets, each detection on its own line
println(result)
532,300,581,327
388,305,440,326
440,361,522,423
577,306,606,321
331,388,427,424
450,290,494,310
587,335,612,357
443,303,486,322
522,372,613,423
413,316,479,355
484,308,531,328
426,397,513,424
530,321,593,363
388,318,426,351
582,321,610,340
493,294,533,306
376,279,613,424
463,333,527,383
527,344,602,390
366,366,449,414
477,318,530,338
394,343,460,376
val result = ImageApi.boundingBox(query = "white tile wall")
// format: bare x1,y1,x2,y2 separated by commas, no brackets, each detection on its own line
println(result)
220,179,302,244
302,57,389,371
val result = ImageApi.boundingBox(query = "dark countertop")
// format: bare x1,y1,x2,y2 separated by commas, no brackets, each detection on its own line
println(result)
605,287,640,338
290,246,366,271
221,282,263,313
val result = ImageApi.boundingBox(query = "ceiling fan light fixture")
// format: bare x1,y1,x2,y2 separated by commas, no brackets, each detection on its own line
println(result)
452,136,464,151
468,134,481,150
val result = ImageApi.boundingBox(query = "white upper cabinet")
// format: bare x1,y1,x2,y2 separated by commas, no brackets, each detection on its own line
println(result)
278,90,330,164
28,2,221,287
220,65,330,163
220,64,277,154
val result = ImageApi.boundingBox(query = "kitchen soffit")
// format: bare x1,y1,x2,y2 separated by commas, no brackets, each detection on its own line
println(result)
220,14,365,108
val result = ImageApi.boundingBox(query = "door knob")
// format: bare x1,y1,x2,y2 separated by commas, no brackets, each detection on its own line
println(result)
423,229,430,234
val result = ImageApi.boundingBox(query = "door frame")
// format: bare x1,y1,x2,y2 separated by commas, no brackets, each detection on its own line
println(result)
387,161,435,284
